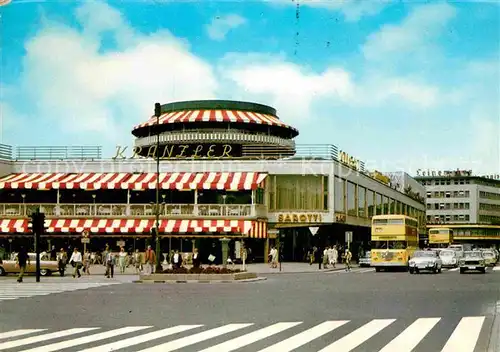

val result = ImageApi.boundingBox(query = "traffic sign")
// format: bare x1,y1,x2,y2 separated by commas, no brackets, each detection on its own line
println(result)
81,238,90,244
82,230,90,238
309,227,319,236
345,231,353,243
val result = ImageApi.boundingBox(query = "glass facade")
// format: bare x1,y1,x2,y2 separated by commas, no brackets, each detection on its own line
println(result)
367,189,375,217
334,177,345,212
358,186,366,218
376,193,383,215
268,175,327,211
347,181,357,216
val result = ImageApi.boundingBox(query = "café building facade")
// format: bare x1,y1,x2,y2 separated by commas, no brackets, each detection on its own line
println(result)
0,100,426,262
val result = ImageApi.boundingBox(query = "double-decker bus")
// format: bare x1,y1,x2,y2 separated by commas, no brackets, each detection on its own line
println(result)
371,215,419,272
428,228,454,248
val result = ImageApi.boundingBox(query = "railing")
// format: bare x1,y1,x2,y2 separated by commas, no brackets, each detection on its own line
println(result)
0,144,12,161
0,203,267,218
291,144,339,160
15,146,102,160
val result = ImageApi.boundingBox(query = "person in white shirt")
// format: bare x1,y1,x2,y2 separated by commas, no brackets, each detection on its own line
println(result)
69,248,83,278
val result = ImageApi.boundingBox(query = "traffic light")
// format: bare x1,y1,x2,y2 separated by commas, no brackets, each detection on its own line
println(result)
154,103,161,118
29,211,46,235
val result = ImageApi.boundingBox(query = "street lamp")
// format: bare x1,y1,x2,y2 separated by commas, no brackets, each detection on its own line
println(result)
154,102,162,272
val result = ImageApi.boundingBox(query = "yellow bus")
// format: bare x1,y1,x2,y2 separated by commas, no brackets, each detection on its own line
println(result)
371,215,419,272
428,228,454,248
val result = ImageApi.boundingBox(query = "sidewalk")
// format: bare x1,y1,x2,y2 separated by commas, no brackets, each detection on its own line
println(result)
82,262,354,275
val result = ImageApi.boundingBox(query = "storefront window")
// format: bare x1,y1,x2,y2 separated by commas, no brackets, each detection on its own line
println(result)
275,175,323,210
347,181,357,216
382,196,389,214
334,177,345,213
376,193,383,215
367,190,375,217
388,199,395,214
358,186,366,217
396,201,402,214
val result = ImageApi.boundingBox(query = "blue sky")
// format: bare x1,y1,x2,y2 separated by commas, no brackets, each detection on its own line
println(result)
0,0,498,174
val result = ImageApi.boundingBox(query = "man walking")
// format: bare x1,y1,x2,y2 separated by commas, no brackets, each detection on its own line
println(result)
69,248,83,278
16,246,29,283
144,245,156,275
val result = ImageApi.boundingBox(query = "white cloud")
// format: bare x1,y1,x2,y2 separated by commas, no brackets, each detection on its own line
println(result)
267,0,386,22
206,14,246,41
362,2,457,61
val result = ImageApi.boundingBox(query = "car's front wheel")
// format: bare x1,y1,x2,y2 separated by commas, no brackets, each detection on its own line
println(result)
40,269,51,276
0,266,5,276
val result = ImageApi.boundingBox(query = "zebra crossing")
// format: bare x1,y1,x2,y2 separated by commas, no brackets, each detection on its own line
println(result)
0,316,488,351
0,282,121,301
328,266,500,274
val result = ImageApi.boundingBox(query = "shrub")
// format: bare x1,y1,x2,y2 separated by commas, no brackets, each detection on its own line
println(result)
162,266,242,274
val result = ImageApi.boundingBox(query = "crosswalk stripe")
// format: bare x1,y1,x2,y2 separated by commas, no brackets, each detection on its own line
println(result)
0,282,119,301
257,320,349,352
0,328,100,350
379,317,441,352
318,319,396,351
358,269,375,273
76,325,203,352
136,324,253,352
0,329,46,340
19,326,151,352
441,316,485,352
493,266,500,271
198,322,301,352
448,268,459,272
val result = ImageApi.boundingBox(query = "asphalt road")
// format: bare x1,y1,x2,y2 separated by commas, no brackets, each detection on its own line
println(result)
0,267,499,352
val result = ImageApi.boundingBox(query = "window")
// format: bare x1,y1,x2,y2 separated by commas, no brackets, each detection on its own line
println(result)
367,189,375,217
427,203,431,210
389,199,396,214
465,203,470,209
376,194,383,215
334,177,345,213
323,176,329,211
358,186,366,218
347,181,357,216
445,192,451,198
396,201,402,214
426,192,432,198
274,175,324,210
465,215,470,221
382,196,389,214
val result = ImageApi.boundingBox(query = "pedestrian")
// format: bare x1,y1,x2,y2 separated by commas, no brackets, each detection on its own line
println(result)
83,250,91,275
344,248,352,272
16,246,29,283
57,248,67,276
323,247,329,269
192,248,200,269
172,249,182,269
118,247,127,274
315,247,322,269
69,248,83,278
144,245,156,274
104,246,115,278
269,246,278,268
134,249,142,274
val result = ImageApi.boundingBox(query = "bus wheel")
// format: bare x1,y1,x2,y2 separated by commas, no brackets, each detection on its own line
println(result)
375,267,381,272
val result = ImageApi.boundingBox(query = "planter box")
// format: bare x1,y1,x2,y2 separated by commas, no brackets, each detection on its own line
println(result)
140,272,257,281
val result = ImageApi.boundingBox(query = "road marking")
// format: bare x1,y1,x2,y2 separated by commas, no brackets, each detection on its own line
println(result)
0,329,46,340
318,319,396,351
448,268,459,272
0,328,99,350
257,320,349,352
76,325,203,352
493,266,500,271
136,324,253,352
379,317,441,352
20,326,151,352
198,322,301,352
441,316,485,352
358,268,375,273
0,282,120,301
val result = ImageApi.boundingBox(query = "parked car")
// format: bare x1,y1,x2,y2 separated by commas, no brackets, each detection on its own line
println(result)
459,251,486,274
439,249,459,268
480,250,497,266
409,250,443,274
359,251,371,267
0,252,58,276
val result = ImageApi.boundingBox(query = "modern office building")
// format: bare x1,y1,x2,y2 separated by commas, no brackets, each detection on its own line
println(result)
415,170,500,245
0,100,426,262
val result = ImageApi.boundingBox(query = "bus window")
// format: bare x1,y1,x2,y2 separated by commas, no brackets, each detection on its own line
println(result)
373,219,388,225
373,241,407,249
387,219,404,225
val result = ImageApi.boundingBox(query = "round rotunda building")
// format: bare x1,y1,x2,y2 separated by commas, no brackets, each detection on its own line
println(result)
131,100,298,159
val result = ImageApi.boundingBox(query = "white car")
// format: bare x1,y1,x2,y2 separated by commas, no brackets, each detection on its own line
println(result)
439,249,459,268
409,250,443,274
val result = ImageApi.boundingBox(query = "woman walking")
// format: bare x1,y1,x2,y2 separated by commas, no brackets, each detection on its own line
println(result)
118,247,127,274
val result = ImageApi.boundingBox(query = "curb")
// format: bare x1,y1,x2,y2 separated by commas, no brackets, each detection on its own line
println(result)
255,266,357,274
487,301,500,352
133,277,267,284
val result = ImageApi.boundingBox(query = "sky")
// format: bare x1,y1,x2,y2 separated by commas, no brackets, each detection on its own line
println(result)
0,0,499,175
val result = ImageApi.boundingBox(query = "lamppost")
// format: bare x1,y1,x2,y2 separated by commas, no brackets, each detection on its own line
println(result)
154,102,162,272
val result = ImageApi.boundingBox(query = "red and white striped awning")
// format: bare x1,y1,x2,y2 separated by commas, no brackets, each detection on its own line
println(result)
0,172,267,191
134,109,297,132
0,219,268,238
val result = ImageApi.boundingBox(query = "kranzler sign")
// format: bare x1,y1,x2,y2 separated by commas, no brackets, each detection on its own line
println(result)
277,213,323,223
112,144,240,160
